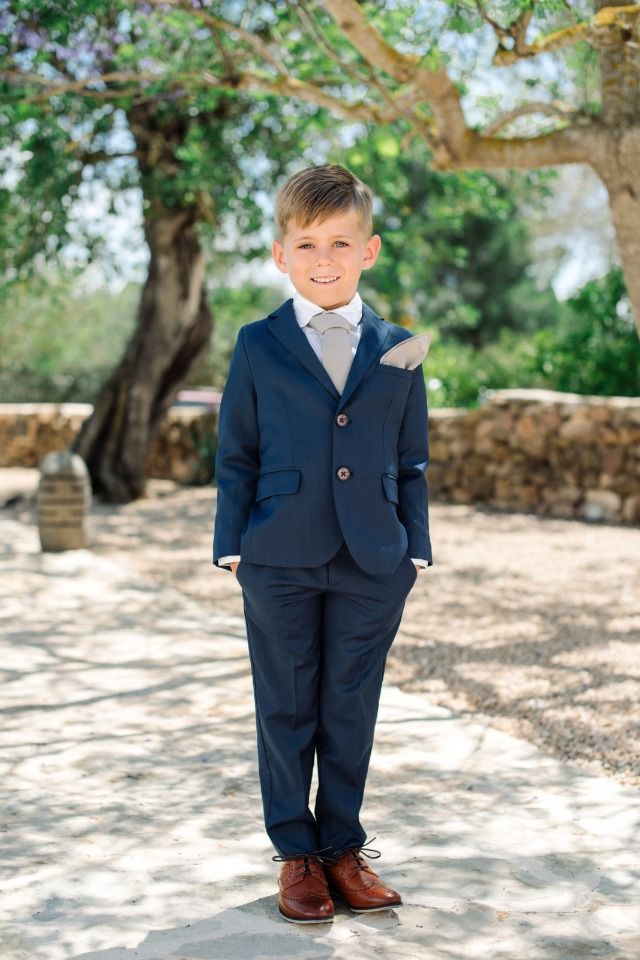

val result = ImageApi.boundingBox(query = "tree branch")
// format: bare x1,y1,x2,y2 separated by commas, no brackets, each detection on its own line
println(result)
319,0,604,169
473,0,534,57
3,2,609,173
146,0,287,76
320,0,420,83
472,0,512,43
321,0,469,158
293,0,381,90
208,69,383,123
484,100,590,136
493,3,640,65
1,68,153,103
444,125,605,171
1,64,385,124
74,149,138,164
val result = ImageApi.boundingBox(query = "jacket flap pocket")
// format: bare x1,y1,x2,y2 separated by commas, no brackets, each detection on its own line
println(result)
256,467,301,502
381,473,399,504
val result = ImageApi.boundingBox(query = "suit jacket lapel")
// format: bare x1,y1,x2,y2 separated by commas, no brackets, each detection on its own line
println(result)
339,302,391,410
267,298,337,398
267,298,392,408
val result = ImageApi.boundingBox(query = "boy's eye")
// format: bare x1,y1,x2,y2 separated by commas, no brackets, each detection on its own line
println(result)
297,241,349,249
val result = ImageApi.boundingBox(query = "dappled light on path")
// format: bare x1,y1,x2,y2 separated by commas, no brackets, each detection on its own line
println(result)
1,472,639,958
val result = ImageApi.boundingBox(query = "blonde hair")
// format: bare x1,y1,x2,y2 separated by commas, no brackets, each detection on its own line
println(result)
274,163,373,241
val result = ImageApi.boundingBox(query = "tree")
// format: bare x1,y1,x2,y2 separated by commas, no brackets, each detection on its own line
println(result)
114,0,637,335
339,125,560,345
0,2,322,500
3,1,636,499
323,0,640,334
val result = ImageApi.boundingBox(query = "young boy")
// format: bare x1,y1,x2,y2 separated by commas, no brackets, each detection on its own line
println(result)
212,163,433,923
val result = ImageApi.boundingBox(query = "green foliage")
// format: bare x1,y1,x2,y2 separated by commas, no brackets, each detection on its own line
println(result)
0,3,343,296
424,327,537,408
0,272,287,402
340,125,559,346
0,0,634,416
528,267,640,396
423,267,640,407
191,281,288,390
0,269,138,401
3,267,637,408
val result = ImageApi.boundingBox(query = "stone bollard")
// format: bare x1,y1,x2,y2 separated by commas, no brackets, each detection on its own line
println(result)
37,450,92,551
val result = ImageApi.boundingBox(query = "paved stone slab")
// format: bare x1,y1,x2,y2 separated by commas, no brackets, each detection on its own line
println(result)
1,516,638,959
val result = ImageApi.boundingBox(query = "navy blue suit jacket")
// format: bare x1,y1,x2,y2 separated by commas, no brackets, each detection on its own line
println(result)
212,297,432,576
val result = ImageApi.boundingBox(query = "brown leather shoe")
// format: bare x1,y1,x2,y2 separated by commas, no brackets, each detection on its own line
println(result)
325,847,402,913
276,854,335,924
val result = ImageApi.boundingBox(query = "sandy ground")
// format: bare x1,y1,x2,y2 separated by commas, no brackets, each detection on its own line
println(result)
3,468,639,789
3,511,639,959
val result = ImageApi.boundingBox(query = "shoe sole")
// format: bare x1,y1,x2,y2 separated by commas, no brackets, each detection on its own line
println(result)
278,908,334,924
328,888,402,913
347,902,402,913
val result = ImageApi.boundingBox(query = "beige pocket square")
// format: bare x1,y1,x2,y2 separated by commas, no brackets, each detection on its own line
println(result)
379,332,432,370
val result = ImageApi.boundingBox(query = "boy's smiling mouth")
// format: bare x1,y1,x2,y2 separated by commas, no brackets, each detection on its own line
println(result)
311,276,340,284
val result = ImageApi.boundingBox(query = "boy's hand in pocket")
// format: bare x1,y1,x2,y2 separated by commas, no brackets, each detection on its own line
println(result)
231,561,240,576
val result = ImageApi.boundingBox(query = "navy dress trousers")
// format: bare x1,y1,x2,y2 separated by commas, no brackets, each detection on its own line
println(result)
212,297,432,856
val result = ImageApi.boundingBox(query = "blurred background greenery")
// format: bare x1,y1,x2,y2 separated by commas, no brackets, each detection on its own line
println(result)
2,241,637,410
1,5,639,415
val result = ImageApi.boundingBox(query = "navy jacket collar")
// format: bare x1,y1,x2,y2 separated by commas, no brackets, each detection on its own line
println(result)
267,297,392,410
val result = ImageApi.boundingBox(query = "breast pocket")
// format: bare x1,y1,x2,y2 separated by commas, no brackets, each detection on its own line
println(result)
374,364,414,404
255,466,301,502
377,363,415,382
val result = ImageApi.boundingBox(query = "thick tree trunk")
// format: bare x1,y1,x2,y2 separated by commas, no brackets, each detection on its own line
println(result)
594,1,640,335
561,47,640,337
71,208,211,502
602,139,640,335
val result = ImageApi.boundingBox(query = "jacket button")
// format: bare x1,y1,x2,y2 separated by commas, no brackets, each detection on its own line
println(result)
336,466,351,481
336,413,349,426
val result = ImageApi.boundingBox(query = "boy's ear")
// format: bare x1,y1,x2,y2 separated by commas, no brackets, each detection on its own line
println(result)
272,238,288,274
362,233,381,271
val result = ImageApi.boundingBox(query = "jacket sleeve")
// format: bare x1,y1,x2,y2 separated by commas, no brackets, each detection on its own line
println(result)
397,366,433,565
212,327,260,569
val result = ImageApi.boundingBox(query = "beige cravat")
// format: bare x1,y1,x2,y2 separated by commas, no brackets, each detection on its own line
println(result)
307,311,354,394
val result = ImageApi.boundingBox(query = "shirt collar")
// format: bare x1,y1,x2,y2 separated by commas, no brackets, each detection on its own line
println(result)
292,289,363,329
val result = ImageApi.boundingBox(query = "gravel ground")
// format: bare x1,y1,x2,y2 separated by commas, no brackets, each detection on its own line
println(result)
3,468,639,789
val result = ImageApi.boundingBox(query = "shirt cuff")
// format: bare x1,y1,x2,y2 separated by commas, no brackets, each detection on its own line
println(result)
218,554,428,570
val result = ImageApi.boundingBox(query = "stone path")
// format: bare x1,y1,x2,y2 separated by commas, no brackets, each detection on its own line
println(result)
1,509,639,959
4,467,640,788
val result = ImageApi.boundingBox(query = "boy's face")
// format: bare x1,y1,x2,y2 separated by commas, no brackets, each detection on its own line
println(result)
272,209,381,310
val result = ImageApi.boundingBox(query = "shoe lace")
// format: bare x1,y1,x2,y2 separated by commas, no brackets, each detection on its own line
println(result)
272,845,336,877
356,836,381,860
343,836,382,873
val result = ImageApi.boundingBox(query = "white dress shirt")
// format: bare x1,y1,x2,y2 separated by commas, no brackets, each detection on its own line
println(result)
217,289,429,571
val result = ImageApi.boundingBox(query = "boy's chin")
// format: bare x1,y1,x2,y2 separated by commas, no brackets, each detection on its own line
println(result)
302,283,354,309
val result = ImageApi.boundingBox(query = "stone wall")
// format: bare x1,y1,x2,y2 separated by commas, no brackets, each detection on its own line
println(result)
0,404,92,470
0,390,638,523
428,389,640,524
0,403,218,487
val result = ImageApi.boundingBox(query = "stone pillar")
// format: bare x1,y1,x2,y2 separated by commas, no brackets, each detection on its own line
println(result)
37,450,92,551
